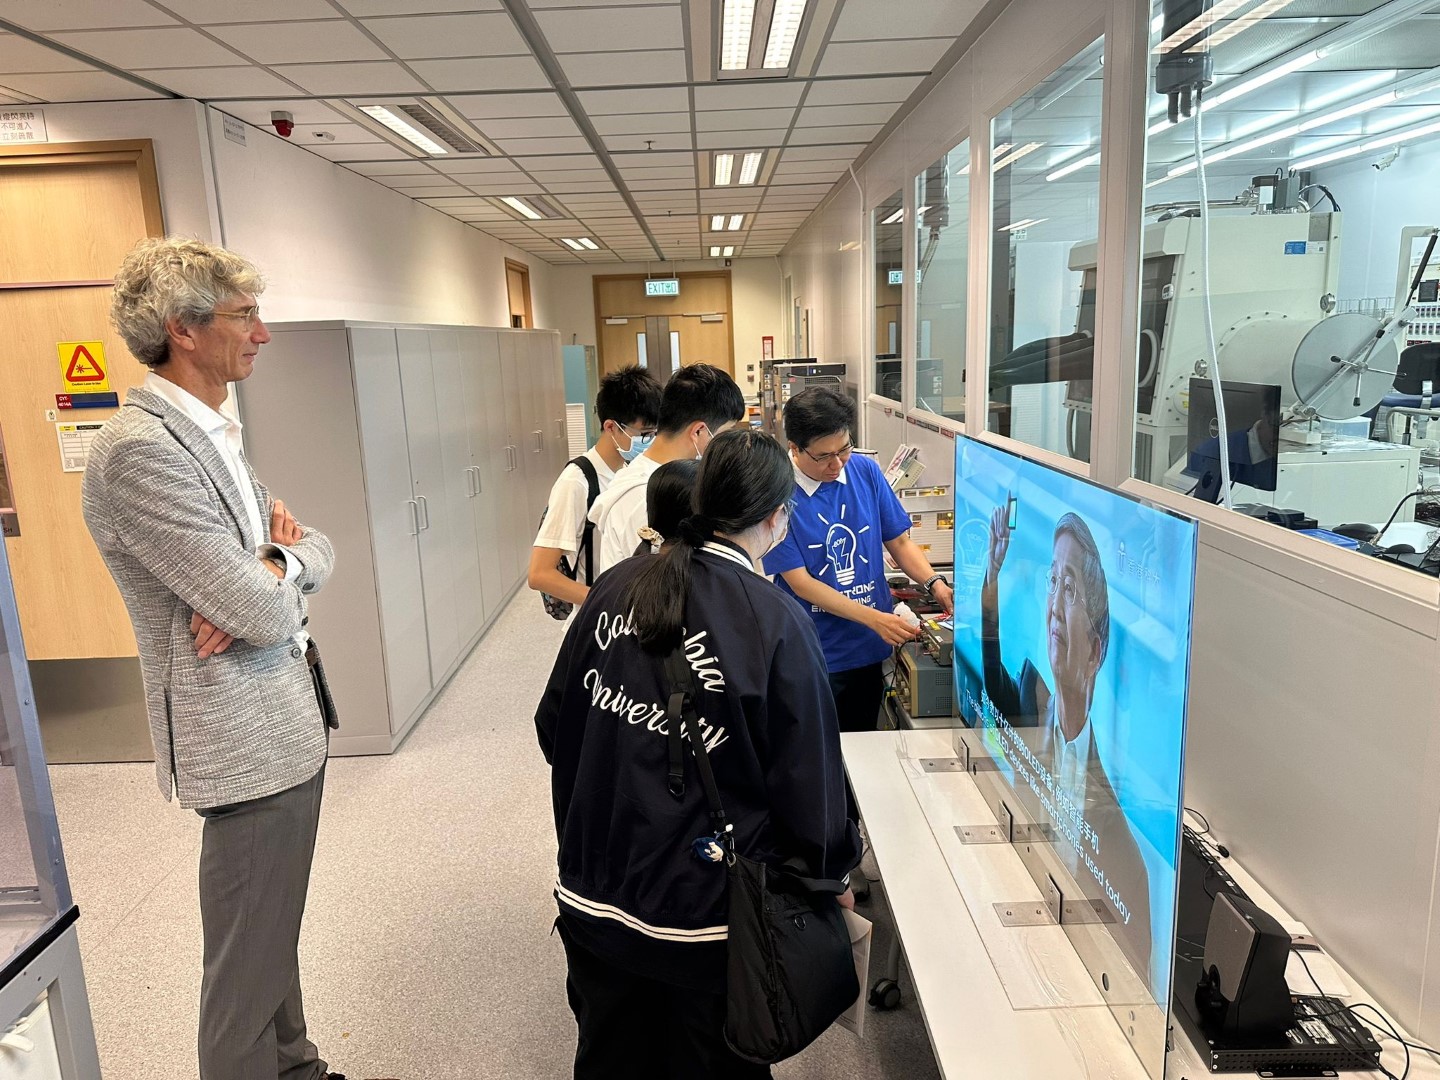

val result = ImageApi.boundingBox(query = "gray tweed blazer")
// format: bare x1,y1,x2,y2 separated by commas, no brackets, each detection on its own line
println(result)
81,386,334,810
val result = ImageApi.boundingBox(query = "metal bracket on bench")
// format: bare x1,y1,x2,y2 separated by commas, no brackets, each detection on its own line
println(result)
918,757,965,773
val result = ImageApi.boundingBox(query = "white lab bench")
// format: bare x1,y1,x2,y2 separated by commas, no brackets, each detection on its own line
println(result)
842,728,1439,1080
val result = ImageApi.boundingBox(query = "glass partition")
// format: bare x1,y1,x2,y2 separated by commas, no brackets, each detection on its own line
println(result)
913,139,972,422
988,37,1106,461
1138,0,1440,555
873,190,905,401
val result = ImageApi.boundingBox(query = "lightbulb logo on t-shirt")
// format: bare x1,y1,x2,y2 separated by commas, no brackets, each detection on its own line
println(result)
810,501,870,587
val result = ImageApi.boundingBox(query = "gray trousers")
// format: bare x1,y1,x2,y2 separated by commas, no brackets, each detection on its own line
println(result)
196,764,327,1080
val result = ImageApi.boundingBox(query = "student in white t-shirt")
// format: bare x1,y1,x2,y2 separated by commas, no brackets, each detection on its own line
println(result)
587,363,747,576
528,365,662,610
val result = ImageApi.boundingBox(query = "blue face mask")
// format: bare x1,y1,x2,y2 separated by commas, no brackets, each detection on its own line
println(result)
612,423,655,463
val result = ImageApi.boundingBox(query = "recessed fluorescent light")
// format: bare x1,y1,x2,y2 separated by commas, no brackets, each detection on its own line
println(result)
998,217,1048,232
1046,151,1101,181
500,196,542,220
739,151,763,185
713,152,735,186
561,238,584,250
992,142,1045,171
358,105,449,155
728,214,744,230
710,245,722,257
578,238,599,250
720,0,756,70
763,0,808,68
1293,113,1440,171
879,207,905,226
710,214,726,230
723,246,735,257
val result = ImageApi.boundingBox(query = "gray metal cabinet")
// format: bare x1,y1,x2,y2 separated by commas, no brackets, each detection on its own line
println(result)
238,320,561,756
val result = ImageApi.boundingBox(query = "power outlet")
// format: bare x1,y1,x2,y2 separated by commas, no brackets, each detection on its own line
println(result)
45,409,57,422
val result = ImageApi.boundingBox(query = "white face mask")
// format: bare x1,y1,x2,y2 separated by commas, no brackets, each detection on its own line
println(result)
692,424,712,460
764,504,792,558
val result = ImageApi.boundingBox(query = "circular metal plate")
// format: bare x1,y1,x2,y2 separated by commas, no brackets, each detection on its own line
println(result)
1291,312,1396,420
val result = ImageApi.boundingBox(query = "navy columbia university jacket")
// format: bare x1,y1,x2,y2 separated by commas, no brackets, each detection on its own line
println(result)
535,538,862,987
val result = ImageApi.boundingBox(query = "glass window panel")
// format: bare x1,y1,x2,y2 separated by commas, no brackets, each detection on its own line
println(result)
636,332,648,368
913,138,971,421
669,330,681,373
988,38,1105,462
873,190,904,400
1139,0,1440,549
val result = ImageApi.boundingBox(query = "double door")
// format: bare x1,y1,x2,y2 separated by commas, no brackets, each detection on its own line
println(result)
352,326,564,732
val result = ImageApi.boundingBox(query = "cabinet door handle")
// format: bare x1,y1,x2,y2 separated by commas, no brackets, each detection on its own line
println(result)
555,418,565,440
533,430,543,453
417,495,430,530
406,499,419,536
509,446,518,471
472,465,483,495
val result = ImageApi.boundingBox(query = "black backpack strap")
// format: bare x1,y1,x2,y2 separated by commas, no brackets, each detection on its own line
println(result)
663,647,729,836
570,456,600,584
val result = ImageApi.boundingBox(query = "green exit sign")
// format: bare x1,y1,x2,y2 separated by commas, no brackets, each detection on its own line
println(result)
645,278,680,297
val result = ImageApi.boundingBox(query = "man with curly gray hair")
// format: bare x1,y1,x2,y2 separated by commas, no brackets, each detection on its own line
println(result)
82,237,355,1080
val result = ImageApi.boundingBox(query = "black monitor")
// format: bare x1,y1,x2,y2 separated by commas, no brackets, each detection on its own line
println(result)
1185,379,1281,503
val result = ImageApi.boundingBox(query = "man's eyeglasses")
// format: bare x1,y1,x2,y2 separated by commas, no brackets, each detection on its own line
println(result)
211,305,262,330
801,442,853,465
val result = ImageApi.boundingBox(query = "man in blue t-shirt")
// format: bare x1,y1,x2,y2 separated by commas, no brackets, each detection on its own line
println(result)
767,388,954,731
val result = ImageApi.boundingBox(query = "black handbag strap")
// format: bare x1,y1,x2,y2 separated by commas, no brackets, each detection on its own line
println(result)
662,646,847,895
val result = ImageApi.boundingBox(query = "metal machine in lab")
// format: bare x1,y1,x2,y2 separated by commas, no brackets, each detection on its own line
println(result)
759,360,846,437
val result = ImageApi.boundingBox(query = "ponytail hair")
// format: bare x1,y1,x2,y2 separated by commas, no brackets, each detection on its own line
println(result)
622,429,793,654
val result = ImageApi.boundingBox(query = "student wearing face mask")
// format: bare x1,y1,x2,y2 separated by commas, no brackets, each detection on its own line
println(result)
588,363,746,577
537,429,861,1080
529,366,662,611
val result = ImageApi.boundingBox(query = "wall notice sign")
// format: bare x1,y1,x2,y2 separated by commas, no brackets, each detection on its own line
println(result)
762,335,774,360
0,109,46,144
57,341,110,392
222,115,247,146
56,422,104,473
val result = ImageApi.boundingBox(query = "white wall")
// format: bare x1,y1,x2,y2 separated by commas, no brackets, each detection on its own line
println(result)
203,106,555,330
543,257,783,394
37,98,219,242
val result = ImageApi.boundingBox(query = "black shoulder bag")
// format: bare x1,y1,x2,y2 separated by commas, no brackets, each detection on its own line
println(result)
539,456,601,620
662,648,858,1066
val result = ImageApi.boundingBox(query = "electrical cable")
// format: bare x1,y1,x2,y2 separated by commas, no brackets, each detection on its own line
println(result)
1290,947,1412,1079
1298,183,1342,213
1192,90,1234,510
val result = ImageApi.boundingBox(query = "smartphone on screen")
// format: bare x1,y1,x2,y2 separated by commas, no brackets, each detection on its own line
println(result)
1006,494,1018,530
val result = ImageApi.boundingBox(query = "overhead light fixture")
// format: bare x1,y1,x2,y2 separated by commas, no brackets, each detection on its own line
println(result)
710,245,723,257
728,214,745,230
1046,151,1102,182
710,214,726,230
998,217,1048,232
1293,112,1440,170
578,238,599,250
561,238,584,250
992,142,1045,171
879,207,905,226
1155,0,1258,54
723,246,735,257
1201,0,1296,48
500,196,543,220
739,151,763,185
720,0,756,70
763,0,808,68
358,105,450,155
713,152,735,186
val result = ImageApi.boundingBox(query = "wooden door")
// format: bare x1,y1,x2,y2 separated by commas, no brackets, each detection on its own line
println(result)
0,142,163,660
505,259,533,329
593,272,736,378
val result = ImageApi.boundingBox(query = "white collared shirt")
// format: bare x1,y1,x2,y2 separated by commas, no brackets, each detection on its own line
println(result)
701,540,762,575
793,461,848,497
1047,694,1094,827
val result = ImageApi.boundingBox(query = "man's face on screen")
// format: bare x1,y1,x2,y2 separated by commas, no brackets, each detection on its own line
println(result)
1046,533,1101,695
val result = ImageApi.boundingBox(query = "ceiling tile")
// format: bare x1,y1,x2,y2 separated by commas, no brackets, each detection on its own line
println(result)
146,65,305,98
0,69,164,100
538,7,684,52
511,154,599,170
299,139,391,161
694,81,805,110
794,102,898,127
408,55,548,91
271,60,427,95
541,181,619,194
603,131,691,153
326,142,416,160
803,75,924,106
362,12,527,59
0,0,176,31
528,168,610,181
694,108,795,132
208,21,386,65
431,159,525,175
337,0,504,14
499,136,595,154
0,33,94,73
699,192,762,210
50,27,245,69
287,121,380,144
394,183,474,197
464,180,545,194
217,98,347,125
578,85,690,114
560,50,687,87
816,39,948,77
626,177,695,191
830,0,986,42
473,115,581,139
788,124,882,145
376,171,461,186
695,129,788,150
612,150,692,168
766,181,838,195
614,165,694,179
164,0,339,21
592,111,691,136
446,91,565,119
344,159,441,175
781,143,867,161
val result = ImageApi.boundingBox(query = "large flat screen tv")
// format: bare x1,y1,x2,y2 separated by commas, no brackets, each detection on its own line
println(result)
950,435,1197,1078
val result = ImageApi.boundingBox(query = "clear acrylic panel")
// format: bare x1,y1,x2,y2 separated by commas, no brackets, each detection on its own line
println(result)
914,138,972,422
874,190,905,401
988,37,1106,461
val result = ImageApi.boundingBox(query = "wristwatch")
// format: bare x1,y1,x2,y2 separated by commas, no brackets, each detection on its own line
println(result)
922,573,950,594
